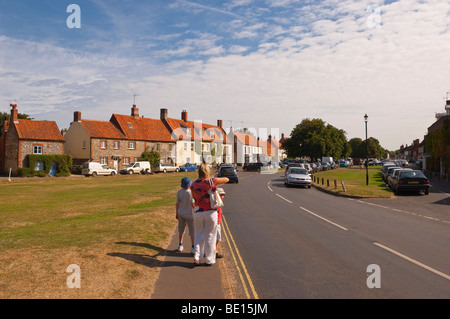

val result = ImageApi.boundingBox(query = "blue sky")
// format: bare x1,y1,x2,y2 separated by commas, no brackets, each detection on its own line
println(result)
1,0,450,151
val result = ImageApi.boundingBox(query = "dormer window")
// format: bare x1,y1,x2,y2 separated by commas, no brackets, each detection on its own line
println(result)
127,122,134,129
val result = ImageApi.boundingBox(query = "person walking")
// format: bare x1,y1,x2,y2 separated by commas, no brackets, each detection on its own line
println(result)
175,177,195,254
215,188,226,259
190,163,229,266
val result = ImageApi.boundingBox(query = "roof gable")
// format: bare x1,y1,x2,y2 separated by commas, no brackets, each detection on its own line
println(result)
15,119,64,142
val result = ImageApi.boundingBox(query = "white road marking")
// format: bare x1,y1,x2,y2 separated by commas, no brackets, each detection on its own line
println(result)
275,194,292,204
299,207,348,231
267,182,273,192
374,243,450,281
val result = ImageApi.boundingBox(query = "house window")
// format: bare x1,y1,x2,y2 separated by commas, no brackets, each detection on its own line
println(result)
184,143,187,151
128,142,136,150
169,144,173,152
156,143,161,151
100,157,108,165
82,140,86,149
191,143,194,151
113,141,120,149
33,145,43,155
127,122,134,129
186,128,191,137
209,131,214,139
101,141,107,149
123,157,130,165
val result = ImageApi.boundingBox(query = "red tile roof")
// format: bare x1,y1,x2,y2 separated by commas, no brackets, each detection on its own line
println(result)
15,120,64,142
79,119,126,139
111,114,174,142
233,131,260,146
166,118,232,144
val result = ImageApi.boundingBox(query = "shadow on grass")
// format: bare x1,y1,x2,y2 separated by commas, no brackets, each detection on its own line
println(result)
107,241,194,269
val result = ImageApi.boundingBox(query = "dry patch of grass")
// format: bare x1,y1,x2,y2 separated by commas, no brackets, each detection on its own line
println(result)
0,172,198,298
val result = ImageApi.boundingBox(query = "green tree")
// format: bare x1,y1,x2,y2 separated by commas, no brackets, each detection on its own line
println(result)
283,118,348,160
139,147,161,167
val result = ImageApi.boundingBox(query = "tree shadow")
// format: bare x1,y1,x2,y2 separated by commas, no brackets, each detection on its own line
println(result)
107,241,194,269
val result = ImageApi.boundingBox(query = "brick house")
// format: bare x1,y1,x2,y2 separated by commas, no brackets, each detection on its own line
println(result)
0,104,65,176
160,108,233,165
64,105,176,171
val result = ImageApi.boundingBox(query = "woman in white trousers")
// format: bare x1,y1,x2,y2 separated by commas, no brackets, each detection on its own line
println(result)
191,164,229,266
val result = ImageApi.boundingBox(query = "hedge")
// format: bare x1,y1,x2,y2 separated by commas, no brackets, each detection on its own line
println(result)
20,154,73,177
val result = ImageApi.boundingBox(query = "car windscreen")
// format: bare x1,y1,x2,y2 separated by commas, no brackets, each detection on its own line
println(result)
290,168,307,175
220,167,235,173
400,171,426,178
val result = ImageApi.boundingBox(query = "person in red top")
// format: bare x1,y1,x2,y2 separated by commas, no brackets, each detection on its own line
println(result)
191,164,229,266
215,188,226,259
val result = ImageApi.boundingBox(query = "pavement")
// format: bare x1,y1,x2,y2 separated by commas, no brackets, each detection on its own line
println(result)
150,228,225,299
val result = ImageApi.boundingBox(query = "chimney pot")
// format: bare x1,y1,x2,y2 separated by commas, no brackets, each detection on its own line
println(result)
160,108,168,121
10,104,18,123
131,104,139,119
217,119,223,129
74,111,82,122
182,110,188,122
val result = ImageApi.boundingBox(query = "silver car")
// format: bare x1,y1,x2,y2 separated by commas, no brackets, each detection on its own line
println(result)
284,167,312,188
153,163,180,173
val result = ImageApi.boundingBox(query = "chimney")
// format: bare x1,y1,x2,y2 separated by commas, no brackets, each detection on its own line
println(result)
74,111,82,122
131,104,139,119
160,108,168,121
10,104,18,123
3,118,8,133
181,110,188,122
217,119,223,129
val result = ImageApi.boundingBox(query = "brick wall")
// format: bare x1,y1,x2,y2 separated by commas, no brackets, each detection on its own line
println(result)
20,140,64,169
90,138,175,170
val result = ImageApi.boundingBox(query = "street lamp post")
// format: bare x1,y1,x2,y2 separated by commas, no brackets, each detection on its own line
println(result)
364,114,369,186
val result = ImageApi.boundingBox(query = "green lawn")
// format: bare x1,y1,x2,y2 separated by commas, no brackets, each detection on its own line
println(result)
0,172,198,298
312,166,393,198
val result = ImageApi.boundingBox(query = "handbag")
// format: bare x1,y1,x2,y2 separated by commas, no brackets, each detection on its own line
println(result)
208,179,224,209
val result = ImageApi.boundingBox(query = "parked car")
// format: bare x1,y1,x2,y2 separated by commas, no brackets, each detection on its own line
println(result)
391,170,431,195
179,163,198,172
120,161,151,175
243,162,265,172
217,165,238,183
320,162,330,171
381,163,397,182
153,163,180,173
387,168,412,188
82,162,117,177
284,163,304,176
284,167,312,188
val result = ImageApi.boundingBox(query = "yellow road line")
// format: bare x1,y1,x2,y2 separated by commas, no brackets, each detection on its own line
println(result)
222,215,259,299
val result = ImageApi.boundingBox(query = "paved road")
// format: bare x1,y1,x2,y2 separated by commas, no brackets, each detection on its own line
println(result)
220,171,450,298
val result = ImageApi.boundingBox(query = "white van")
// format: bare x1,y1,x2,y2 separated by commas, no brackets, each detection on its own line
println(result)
82,162,117,177
120,161,151,175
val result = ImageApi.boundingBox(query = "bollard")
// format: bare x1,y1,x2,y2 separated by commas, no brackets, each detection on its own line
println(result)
327,179,329,187
334,179,337,189
341,181,346,192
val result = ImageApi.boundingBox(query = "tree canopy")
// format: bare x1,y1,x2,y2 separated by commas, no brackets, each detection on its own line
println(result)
282,118,386,160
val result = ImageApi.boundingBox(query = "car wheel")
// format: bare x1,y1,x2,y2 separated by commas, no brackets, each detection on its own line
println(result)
175,168,179,172
111,171,115,176
163,169,167,173
128,170,133,175
425,189,429,195
92,172,97,177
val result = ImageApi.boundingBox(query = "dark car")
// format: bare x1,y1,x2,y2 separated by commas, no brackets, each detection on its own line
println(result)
243,162,264,171
217,165,238,183
391,170,430,195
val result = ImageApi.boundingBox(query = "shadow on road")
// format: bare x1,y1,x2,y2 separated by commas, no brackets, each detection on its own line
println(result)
107,241,194,269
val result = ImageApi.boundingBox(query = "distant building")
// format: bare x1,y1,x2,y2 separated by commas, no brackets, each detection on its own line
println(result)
228,130,263,165
0,104,65,176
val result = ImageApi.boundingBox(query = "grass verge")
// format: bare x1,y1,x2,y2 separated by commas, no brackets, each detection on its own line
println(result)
0,172,198,298
312,166,393,198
